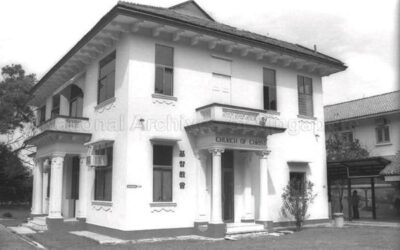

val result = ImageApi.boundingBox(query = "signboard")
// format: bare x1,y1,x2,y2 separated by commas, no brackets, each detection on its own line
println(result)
215,136,267,146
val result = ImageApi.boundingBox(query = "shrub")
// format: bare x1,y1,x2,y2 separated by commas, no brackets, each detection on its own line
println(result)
281,178,316,231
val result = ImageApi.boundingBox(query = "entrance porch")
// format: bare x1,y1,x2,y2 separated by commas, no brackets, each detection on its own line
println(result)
186,103,286,237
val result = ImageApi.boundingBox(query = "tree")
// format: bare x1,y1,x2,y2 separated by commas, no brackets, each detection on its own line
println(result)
0,144,32,202
0,64,36,134
0,64,36,203
326,132,369,162
281,178,316,231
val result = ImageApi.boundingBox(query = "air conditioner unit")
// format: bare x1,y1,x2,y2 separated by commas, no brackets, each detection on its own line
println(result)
86,155,108,167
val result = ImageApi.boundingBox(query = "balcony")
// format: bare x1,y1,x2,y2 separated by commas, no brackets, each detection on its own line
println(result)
186,103,286,151
26,115,91,146
195,103,285,129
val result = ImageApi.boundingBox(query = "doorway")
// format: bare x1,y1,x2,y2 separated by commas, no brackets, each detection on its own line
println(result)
69,156,80,218
222,150,234,222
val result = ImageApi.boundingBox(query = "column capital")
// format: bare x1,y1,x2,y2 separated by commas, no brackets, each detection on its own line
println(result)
257,150,271,159
51,152,66,158
208,147,225,156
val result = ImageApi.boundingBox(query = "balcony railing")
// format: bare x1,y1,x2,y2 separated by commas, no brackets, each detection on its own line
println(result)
195,103,285,129
37,115,90,134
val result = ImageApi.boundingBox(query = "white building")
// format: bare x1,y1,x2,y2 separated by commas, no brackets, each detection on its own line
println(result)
325,91,400,220
26,1,346,238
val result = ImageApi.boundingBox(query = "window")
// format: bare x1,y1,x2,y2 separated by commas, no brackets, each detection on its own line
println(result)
155,45,174,96
263,68,277,111
51,95,60,118
98,51,116,104
341,131,353,143
153,145,173,202
94,146,113,201
69,85,83,117
290,172,305,192
376,125,390,144
37,105,46,125
297,76,313,117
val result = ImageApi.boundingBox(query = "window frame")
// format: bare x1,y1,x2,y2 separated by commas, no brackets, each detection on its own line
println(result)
154,44,174,96
97,51,116,105
263,67,277,111
94,146,113,202
375,125,390,144
297,75,314,117
51,94,60,118
152,144,173,202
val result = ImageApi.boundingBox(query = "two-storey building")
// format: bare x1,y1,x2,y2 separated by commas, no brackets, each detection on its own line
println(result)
26,1,346,238
325,91,400,220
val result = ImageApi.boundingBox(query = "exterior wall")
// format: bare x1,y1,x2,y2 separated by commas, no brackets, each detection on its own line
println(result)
326,113,400,158
34,31,329,231
353,114,400,157
121,33,328,230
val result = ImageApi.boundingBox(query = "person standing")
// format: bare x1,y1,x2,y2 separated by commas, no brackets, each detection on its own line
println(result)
351,190,360,219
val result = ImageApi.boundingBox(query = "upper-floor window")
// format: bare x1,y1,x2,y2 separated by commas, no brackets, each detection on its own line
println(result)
263,68,277,111
51,94,60,118
341,131,353,143
155,45,174,96
298,75,313,117
94,146,113,201
376,125,390,144
98,51,116,104
37,105,46,125
153,144,173,202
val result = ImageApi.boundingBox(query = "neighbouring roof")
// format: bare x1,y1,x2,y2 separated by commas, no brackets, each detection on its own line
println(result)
324,90,400,123
381,152,400,176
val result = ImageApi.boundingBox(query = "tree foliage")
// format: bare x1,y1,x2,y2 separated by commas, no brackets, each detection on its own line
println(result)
0,144,32,202
0,64,36,134
326,132,369,162
281,178,316,231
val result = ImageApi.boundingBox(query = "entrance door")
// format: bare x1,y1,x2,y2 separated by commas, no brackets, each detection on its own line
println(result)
222,150,234,222
70,157,80,217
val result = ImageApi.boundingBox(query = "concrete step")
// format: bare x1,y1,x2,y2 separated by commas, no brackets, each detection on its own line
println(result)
226,223,266,235
23,216,48,231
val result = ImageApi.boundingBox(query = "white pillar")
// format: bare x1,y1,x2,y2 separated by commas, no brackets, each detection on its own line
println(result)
209,148,224,224
195,151,207,222
42,170,49,214
77,155,88,218
48,153,65,219
31,159,43,215
258,150,270,222
243,154,254,220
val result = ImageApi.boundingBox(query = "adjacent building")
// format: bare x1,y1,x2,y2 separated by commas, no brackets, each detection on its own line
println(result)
26,1,346,238
325,91,400,220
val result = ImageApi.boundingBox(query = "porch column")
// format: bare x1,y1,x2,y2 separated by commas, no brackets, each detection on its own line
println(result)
258,150,270,222
31,159,43,215
77,155,88,219
209,148,224,224
42,162,49,214
243,154,254,221
48,153,65,219
195,151,207,222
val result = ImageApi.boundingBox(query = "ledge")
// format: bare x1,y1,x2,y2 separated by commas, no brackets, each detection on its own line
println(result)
92,200,112,206
94,97,116,110
297,114,317,121
375,142,392,147
265,110,280,116
152,93,177,101
149,202,177,207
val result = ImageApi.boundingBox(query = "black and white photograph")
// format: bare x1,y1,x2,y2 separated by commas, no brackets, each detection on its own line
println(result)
0,0,399,249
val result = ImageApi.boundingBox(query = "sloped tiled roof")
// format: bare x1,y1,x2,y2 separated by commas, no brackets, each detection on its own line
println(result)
324,91,400,123
381,152,400,176
118,1,345,67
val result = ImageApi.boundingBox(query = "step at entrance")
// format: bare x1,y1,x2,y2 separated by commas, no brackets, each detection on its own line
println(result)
226,223,266,235
22,216,48,231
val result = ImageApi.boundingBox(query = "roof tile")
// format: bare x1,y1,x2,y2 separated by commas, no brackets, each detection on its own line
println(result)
324,91,400,123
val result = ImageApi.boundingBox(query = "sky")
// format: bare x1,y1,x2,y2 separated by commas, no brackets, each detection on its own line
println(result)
0,0,398,105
